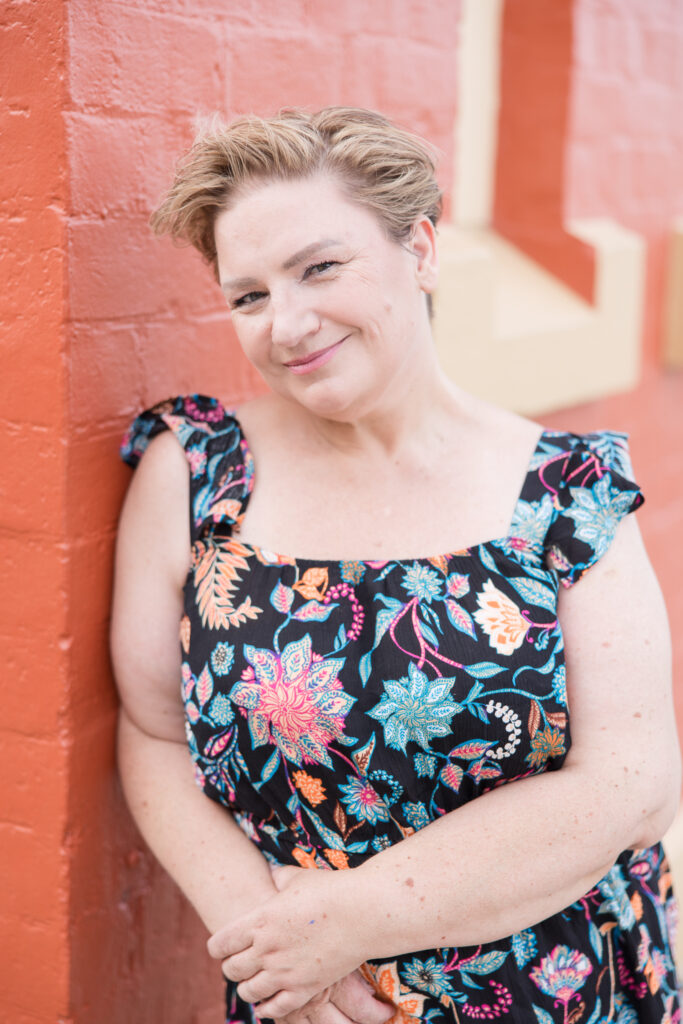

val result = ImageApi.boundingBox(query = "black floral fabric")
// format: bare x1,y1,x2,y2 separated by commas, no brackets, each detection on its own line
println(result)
121,394,679,1024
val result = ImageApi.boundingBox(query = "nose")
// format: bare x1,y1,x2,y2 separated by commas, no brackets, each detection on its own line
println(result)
269,290,321,349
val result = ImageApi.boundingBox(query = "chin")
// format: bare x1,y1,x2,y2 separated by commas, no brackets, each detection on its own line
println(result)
286,375,370,422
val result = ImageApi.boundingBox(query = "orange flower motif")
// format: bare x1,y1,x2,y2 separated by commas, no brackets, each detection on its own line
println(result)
325,849,349,870
526,726,566,769
179,615,191,653
293,770,327,806
473,580,529,655
359,961,426,1024
292,846,319,870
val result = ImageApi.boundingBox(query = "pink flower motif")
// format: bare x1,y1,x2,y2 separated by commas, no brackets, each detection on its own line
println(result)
530,945,592,1011
229,634,354,767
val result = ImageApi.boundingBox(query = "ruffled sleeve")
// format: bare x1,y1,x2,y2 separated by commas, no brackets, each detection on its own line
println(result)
120,394,253,543
543,431,644,588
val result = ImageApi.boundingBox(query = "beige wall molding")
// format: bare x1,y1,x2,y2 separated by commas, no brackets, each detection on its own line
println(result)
433,219,645,416
664,218,683,368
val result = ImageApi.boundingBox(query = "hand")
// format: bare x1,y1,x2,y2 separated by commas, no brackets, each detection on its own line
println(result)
272,970,395,1024
269,869,394,1024
207,864,369,1019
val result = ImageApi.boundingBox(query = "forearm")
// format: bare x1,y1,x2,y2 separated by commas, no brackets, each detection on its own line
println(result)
117,708,275,933
351,762,666,959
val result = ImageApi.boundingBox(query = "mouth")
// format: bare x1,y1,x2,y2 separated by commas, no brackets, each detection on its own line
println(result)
284,336,348,373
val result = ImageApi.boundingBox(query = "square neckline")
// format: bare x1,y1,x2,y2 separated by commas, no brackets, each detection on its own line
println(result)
222,412,551,567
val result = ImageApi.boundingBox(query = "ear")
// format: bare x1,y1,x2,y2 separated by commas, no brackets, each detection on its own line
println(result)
409,216,439,294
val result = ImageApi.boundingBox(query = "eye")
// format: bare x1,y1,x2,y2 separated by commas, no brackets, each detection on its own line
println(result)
303,260,338,279
231,290,267,309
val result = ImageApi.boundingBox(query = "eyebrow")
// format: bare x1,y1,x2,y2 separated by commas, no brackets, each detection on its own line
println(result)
220,238,342,293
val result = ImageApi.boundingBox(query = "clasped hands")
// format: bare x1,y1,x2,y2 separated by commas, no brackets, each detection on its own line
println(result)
207,864,393,1024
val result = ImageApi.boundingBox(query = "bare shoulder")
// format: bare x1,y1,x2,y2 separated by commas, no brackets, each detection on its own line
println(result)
111,430,191,740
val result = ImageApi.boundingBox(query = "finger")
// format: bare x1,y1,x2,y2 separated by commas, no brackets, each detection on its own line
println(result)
220,948,262,983
237,971,282,1006
305,999,359,1024
207,925,253,961
330,973,394,1024
254,988,313,1019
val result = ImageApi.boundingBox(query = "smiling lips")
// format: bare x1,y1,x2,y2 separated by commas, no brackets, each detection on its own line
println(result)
285,336,348,374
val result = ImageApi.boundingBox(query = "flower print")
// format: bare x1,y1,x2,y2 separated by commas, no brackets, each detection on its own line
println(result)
566,476,637,560
372,835,393,852
339,775,390,825
401,562,442,603
229,634,353,768
209,693,234,727
500,535,536,559
402,801,430,831
597,867,636,930
186,444,208,478
184,396,225,423
414,753,437,778
402,956,456,999
325,849,350,870
292,770,327,807
644,947,668,995
340,560,365,585
211,642,235,675
359,960,427,1024
508,493,555,551
369,663,460,752
512,928,538,968
530,945,592,1006
552,664,567,705
473,580,529,655
525,726,566,769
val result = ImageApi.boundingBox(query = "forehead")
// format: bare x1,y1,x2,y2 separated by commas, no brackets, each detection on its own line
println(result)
214,174,385,272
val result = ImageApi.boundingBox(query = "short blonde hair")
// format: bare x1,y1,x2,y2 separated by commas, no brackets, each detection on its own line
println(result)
150,106,443,280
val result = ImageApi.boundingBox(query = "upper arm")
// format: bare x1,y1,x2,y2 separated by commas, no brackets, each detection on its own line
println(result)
557,512,681,844
111,430,191,742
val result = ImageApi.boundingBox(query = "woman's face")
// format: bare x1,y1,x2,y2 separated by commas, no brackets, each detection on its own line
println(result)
214,173,438,421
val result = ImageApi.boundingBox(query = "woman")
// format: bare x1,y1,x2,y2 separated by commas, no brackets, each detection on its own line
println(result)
112,107,681,1024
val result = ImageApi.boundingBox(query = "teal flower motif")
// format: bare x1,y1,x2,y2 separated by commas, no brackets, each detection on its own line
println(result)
414,753,437,778
340,560,365,585
512,928,537,968
509,493,555,550
597,867,636,929
209,693,234,726
339,775,390,825
566,476,636,560
552,665,567,705
402,957,456,999
402,801,430,830
369,663,460,752
211,642,235,676
402,562,442,603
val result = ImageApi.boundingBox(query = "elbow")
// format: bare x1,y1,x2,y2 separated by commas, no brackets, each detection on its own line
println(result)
629,747,682,850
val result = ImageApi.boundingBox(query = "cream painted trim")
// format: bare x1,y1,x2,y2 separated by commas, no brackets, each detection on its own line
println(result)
664,218,683,368
454,0,504,228
432,221,645,416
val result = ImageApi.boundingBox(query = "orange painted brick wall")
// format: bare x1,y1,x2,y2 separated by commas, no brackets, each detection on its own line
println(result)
1,2,71,1023
4,2,681,1022
63,2,461,1022
567,0,683,366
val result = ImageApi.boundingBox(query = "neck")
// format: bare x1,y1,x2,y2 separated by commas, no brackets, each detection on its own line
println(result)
287,341,469,460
